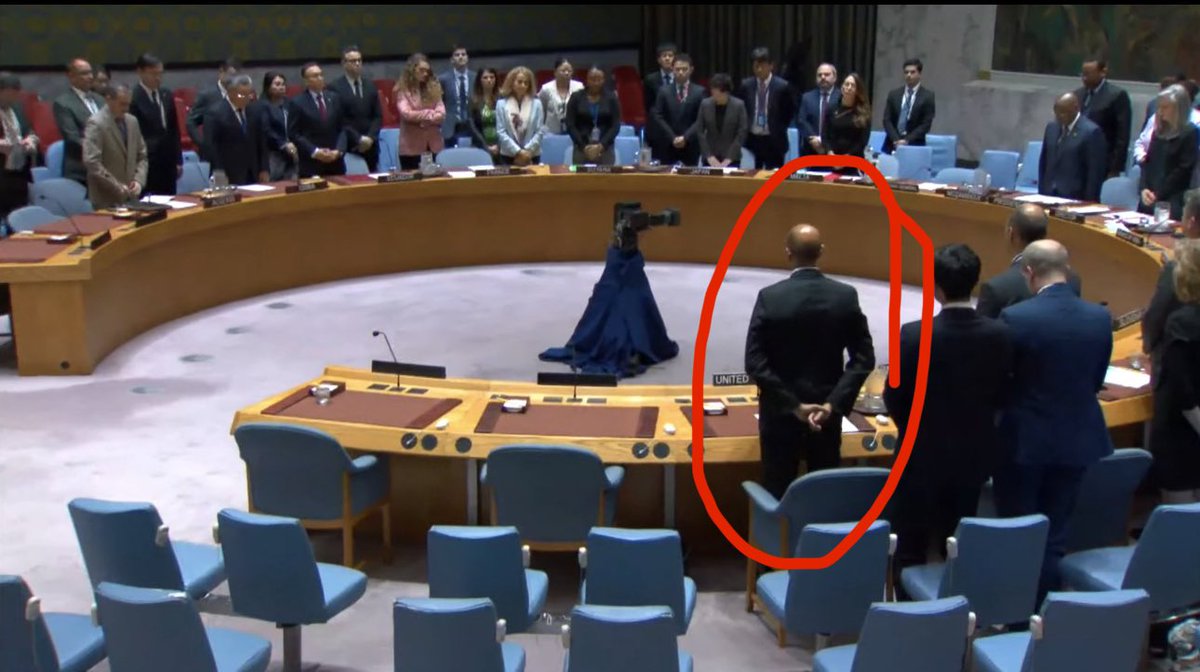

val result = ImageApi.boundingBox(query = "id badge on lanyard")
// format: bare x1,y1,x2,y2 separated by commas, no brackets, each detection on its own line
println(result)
590,102,601,142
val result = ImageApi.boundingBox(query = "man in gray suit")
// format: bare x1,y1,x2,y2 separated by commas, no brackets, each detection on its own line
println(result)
52,58,105,186
438,45,475,148
697,73,748,167
83,84,148,210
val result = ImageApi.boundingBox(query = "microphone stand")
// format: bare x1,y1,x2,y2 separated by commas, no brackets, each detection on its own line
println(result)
372,330,402,390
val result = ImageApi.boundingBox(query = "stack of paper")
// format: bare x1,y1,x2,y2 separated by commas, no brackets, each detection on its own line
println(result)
1104,366,1150,389
1015,194,1077,205
237,184,275,193
446,170,476,179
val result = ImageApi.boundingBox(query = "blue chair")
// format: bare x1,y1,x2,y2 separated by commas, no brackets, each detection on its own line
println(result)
895,145,933,180
787,127,800,163
0,575,106,672
1100,176,1139,210
7,204,61,232
973,589,1151,672
980,150,1020,190
579,528,696,634
67,497,226,600
1016,141,1042,193
378,128,400,171
182,150,200,164
94,581,270,672
29,178,92,216
618,125,636,137
1061,502,1200,619
343,153,370,175
926,134,958,173
614,136,640,166
1126,163,1141,185
32,140,66,183
481,445,624,551
742,467,889,609
177,160,210,193
875,153,899,178
868,130,886,154
394,598,525,672
216,509,367,672
934,167,977,185
756,521,894,648
541,134,573,166
812,597,974,672
739,147,756,170
562,605,692,672
436,146,493,168
900,515,1049,630
234,423,391,568
1066,448,1152,552
427,526,548,633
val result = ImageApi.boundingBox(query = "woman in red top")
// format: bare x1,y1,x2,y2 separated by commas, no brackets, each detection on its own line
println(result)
393,54,446,169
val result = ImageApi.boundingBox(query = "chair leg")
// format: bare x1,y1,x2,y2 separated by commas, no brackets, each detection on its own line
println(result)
281,624,302,672
380,503,393,564
343,522,355,568
745,556,756,612
777,621,787,647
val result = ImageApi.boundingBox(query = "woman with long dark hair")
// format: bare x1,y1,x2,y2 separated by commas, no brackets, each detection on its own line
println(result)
822,72,872,159
467,67,501,159
258,71,297,180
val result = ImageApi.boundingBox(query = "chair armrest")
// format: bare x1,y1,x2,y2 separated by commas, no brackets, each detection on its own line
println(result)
561,624,571,649
349,455,378,473
603,466,625,490
155,525,170,547
1030,614,1043,640
496,618,507,643
25,596,41,622
741,481,781,516
480,463,488,486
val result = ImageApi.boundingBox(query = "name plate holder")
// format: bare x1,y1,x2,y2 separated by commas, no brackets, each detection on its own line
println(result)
886,180,920,193
376,172,423,183
472,167,529,177
200,191,243,208
1051,207,1089,223
575,165,635,174
130,209,170,228
86,230,113,250
712,372,751,386
675,166,747,177
1112,307,1144,331
1115,228,1146,247
945,188,992,203
285,179,329,194
989,192,1023,208
787,171,829,182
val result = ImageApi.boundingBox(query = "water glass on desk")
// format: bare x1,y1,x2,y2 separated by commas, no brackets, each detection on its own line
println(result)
1155,202,1171,226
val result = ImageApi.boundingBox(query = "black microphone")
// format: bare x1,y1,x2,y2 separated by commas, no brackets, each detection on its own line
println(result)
38,192,97,252
568,343,580,402
372,330,401,389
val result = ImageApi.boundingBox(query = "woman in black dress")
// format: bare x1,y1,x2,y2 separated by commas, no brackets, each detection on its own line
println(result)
564,65,621,165
1139,85,1198,221
1151,238,1200,503
822,72,871,160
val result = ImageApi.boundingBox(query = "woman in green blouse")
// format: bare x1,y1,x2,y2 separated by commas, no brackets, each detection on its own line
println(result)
467,67,501,159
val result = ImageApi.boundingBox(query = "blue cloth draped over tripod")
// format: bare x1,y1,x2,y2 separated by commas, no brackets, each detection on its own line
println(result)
539,246,679,378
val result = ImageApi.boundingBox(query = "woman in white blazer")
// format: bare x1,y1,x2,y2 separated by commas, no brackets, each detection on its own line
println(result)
538,56,583,135
495,67,546,166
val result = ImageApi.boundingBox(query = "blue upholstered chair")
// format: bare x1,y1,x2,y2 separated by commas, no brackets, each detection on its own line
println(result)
343,153,370,175
1100,176,1140,210
895,145,933,180
868,130,886,155
177,161,211,193
742,467,889,609
1015,141,1042,193
934,167,977,185
812,597,974,672
378,128,400,171
578,528,696,634
926,134,957,173
233,422,392,568
94,581,271,672
756,521,894,648
393,598,525,672
618,125,636,137
6,205,60,232
787,127,800,163
481,445,624,551
46,140,65,178
182,150,200,164
739,147,756,170
215,509,367,672
1065,448,1152,552
972,589,1151,672
0,575,106,672
900,514,1049,630
435,147,494,168
427,525,548,633
29,178,92,216
67,497,226,600
541,134,572,167
875,153,900,178
614,135,640,166
562,605,692,672
980,150,1020,190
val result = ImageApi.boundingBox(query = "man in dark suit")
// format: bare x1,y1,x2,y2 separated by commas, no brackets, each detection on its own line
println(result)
796,63,840,157
1038,92,1107,203
976,204,1083,318
1143,189,1200,367
882,58,936,154
1075,57,1132,178
0,72,39,220
438,45,475,148
642,42,677,159
202,74,267,186
745,224,875,498
736,47,795,169
329,45,383,172
651,53,705,166
186,57,241,162
52,58,105,186
130,53,183,197
290,62,356,178
995,239,1114,599
884,244,1013,578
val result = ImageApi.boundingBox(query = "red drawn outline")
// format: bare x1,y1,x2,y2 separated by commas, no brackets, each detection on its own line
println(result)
691,154,935,570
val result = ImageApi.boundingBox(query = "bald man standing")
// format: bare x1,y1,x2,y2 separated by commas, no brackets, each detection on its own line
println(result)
745,224,875,497
1038,92,1108,202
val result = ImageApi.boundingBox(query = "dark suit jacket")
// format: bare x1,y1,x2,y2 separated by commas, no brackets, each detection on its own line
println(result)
1139,124,1199,220
696,97,748,162
130,85,182,165
1075,81,1132,177
976,257,1083,319
52,89,105,183
1037,114,1107,202
564,90,621,151
202,101,267,185
1142,260,1182,359
745,268,875,417
651,83,705,148
438,68,476,140
290,89,357,177
882,85,936,153
796,88,840,155
883,308,1014,485
999,283,1114,467
257,99,294,153
329,76,382,142
643,70,673,144
186,85,225,161
736,75,795,148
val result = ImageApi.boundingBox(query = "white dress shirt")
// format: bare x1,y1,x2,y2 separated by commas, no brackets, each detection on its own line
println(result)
538,80,583,135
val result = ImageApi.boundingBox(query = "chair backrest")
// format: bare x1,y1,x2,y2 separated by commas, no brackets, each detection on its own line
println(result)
926,134,958,173
177,161,210,193
1066,448,1152,552
770,467,889,557
566,605,679,672
1016,141,1042,190
94,582,218,672
435,147,493,168
426,526,534,632
875,153,900,178
343,153,370,175
378,128,401,171
740,147,756,170
393,598,506,672
787,127,800,163
1100,176,1139,210
1027,590,1151,672
868,130,886,154
181,150,200,164
485,445,609,544
980,149,1020,190
233,423,357,521
46,140,65,178
938,514,1049,628
6,205,60,232
934,167,977,185
67,498,186,592
1124,502,1200,614
786,521,892,635
851,597,971,672
618,124,636,137
583,528,687,632
216,508,325,624
614,135,640,166
541,134,572,166
0,575,62,672
29,178,92,216
895,145,933,180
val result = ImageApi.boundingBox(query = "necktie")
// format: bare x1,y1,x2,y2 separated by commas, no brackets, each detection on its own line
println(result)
238,109,246,133
354,80,362,99
152,90,165,128
1083,89,1093,111
677,85,685,103
116,118,127,145
899,88,913,135
316,93,327,122
665,72,673,89
757,81,768,131
819,92,829,135
84,95,98,116
1058,123,1068,145
458,74,467,120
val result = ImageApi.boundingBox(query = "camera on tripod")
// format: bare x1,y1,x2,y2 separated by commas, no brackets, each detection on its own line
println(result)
612,202,682,253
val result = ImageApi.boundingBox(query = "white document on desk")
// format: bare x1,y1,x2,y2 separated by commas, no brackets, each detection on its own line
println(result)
917,182,948,191
446,170,477,179
841,417,860,434
1065,205,1111,215
1105,366,1151,389
237,184,275,192
142,195,174,205
1014,194,1076,205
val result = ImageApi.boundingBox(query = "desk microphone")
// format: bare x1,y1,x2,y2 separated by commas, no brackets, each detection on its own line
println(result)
568,343,580,402
372,330,402,389
38,193,88,250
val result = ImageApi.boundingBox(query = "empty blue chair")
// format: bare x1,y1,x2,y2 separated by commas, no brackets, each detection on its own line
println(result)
182,150,200,164
973,589,1151,672
177,160,210,193
435,146,493,168
0,575,106,672
900,515,1049,630
895,145,933,180
926,134,958,173
427,526,548,633
1126,163,1141,185
378,128,400,171
579,528,696,634
757,521,894,648
234,422,391,568
1066,448,1152,552
216,509,367,672
7,204,61,232
67,497,226,600
394,598,525,672
343,153,370,175
32,140,66,183
1016,141,1042,193
868,130,886,154
934,167,977,185
563,605,692,672
29,178,92,216
94,581,270,672
739,147,756,170
980,150,1020,190
787,127,800,163
481,445,624,551
812,597,973,672
875,153,899,178
614,136,640,166
541,134,573,166
1100,176,1139,210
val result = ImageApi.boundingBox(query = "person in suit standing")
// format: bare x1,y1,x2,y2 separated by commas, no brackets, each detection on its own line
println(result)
1144,190,1200,366
438,45,475,148
258,71,298,181
203,74,267,186
651,53,705,166
642,43,677,160
737,47,795,169
745,224,875,497
796,63,840,156
1037,92,1107,203
564,65,621,166
994,239,1114,599
1150,239,1200,503
884,244,1014,579
0,73,38,220
291,62,355,178
976,204,1083,318
82,84,148,210
1139,85,1199,221
696,73,747,167
329,45,382,172
130,53,182,197
1075,57,1131,179
52,58,105,186
882,58,935,154
186,57,241,162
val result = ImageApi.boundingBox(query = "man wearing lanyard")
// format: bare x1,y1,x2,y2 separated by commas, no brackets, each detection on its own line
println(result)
130,53,183,197
737,47,794,169
438,45,475,148
883,58,936,154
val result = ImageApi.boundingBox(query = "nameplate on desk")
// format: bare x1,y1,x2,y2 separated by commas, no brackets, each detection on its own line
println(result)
675,166,745,177
989,193,1023,208
712,372,751,386
200,191,243,208
376,172,422,183
885,180,920,193
945,189,991,203
787,171,828,182
836,175,870,186
87,230,112,250
473,167,529,177
1115,228,1146,247
285,180,329,194
536,372,619,388
371,359,447,379
131,210,169,228
1051,208,1088,223
575,165,634,174
1112,308,1144,331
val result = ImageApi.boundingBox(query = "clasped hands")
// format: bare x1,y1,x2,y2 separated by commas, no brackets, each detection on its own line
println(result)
706,155,731,168
794,402,834,430
583,144,603,161
313,148,341,163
